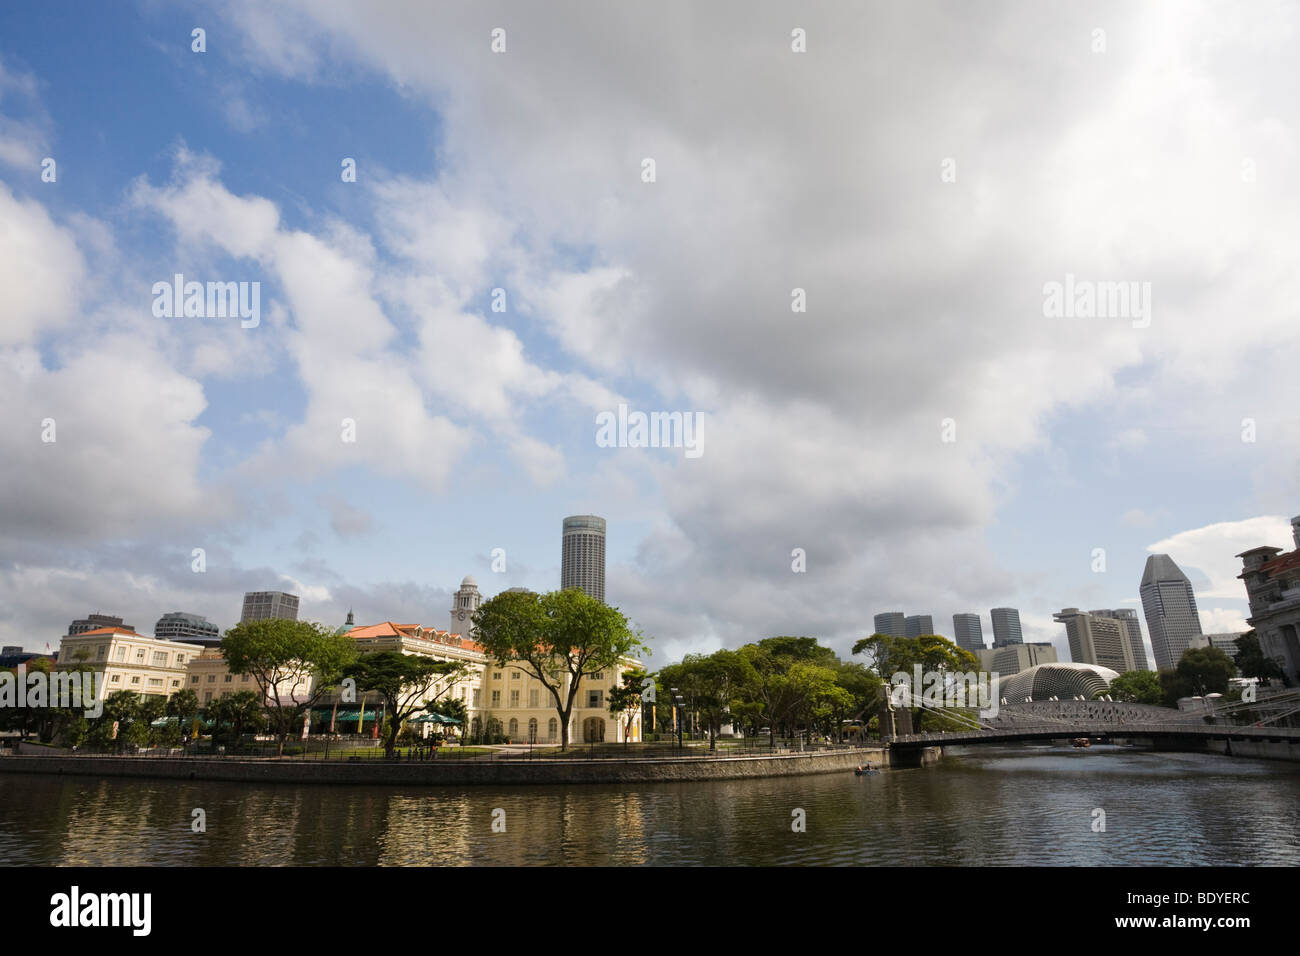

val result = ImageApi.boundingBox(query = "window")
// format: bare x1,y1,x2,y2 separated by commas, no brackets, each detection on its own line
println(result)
147,678,162,688
588,690,603,708
115,647,126,662
459,687,467,701
171,680,179,688
473,689,481,706
224,675,233,683
492,671,502,681
111,674,120,683
207,675,216,683
191,676,199,684
511,671,520,680
176,654,185,665
591,672,603,680
529,689,539,708
510,690,520,707
508,718,518,737
241,675,250,682
135,649,146,662
96,645,106,660
204,691,212,703
130,676,140,685
152,651,168,665
491,690,500,706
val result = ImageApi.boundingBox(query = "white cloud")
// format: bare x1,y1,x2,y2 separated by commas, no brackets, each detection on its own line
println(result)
1147,515,1294,600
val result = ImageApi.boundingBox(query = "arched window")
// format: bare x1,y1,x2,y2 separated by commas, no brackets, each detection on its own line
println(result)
583,717,605,743
508,718,519,738
547,717,558,742
528,718,538,742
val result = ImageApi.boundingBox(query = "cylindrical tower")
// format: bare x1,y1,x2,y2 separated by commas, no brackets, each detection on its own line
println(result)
561,515,606,603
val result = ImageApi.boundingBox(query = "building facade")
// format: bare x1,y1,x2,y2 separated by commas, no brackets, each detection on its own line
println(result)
952,613,985,653
449,576,482,638
154,611,220,645
67,613,133,636
1140,554,1203,672
1236,518,1300,684
58,627,201,700
1089,608,1150,671
873,612,906,637
990,607,1023,646
1187,633,1246,660
904,614,935,638
239,591,300,623
1053,608,1136,673
561,515,606,603
977,641,1058,678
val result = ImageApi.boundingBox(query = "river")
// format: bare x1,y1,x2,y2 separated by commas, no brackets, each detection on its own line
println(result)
1,744,1296,865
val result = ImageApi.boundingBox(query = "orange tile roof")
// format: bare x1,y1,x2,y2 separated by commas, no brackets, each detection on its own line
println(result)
1260,550,1300,575
71,627,142,637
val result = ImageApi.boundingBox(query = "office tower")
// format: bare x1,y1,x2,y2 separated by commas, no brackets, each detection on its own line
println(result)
952,613,985,653
1089,608,1150,670
1053,608,1136,673
904,614,934,638
450,575,483,636
873,611,905,637
977,642,1058,678
68,613,133,636
1188,633,1246,660
240,591,300,623
1139,554,1203,672
561,515,606,603
153,611,220,644
990,607,1023,646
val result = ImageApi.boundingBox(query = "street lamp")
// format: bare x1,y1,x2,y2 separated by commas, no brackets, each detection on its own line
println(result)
672,689,684,752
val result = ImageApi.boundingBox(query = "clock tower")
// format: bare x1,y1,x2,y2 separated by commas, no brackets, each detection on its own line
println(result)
450,576,482,638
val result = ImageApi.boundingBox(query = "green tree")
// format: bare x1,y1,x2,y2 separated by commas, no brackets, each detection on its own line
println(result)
222,619,358,754
473,588,645,750
1160,646,1237,706
207,690,266,748
166,688,201,728
1233,631,1285,682
1108,670,1164,705
344,651,469,756
608,668,648,745
851,633,978,731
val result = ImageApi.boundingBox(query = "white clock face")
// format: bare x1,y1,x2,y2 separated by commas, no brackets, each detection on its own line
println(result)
458,610,466,620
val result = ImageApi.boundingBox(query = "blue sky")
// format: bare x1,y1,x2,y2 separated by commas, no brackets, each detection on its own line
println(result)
2,1,1299,668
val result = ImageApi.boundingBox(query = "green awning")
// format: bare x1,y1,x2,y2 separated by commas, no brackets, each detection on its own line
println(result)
313,706,380,722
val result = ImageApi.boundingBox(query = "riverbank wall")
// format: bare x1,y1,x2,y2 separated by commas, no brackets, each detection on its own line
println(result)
0,745,930,786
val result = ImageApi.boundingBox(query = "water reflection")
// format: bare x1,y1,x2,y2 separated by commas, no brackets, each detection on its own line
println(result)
1,746,1296,866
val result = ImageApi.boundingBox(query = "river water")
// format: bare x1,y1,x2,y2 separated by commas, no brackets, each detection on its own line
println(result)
1,745,1296,865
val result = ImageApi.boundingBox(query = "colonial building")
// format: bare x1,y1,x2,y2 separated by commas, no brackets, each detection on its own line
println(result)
57,627,201,700
1236,515,1300,684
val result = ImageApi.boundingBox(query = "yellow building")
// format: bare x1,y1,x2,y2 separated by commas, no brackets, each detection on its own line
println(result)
57,627,201,700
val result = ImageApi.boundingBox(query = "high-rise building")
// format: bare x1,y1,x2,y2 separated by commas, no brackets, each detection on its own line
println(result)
873,611,905,637
904,614,934,638
239,591,300,624
1053,608,1136,673
68,613,134,636
450,575,483,637
1089,608,1150,670
561,515,606,603
1188,633,1246,660
153,611,220,645
977,641,1058,678
952,613,985,653
990,607,1023,646
1140,554,1203,672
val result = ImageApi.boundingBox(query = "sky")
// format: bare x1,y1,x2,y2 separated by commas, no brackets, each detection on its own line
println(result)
2,1,1298,668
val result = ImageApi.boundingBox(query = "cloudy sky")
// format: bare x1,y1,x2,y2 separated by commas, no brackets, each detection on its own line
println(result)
2,1,1298,667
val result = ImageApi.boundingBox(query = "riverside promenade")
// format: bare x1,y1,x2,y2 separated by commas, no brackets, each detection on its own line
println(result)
0,743,912,786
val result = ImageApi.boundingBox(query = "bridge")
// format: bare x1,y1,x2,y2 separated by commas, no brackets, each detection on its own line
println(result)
885,693,1300,760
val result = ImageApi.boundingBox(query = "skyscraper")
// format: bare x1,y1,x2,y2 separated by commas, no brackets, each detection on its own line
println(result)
873,611,905,637
68,613,133,635
240,591,300,623
952,613,985,653
904,614,934,638
1053,608,1136,673
1089,608,1150,671
561,515,606,603
990,607,1023,646
1139,554,1203,671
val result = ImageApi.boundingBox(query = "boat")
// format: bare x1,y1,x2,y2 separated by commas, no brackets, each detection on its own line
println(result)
1071,737,1091,748
854,766,879,776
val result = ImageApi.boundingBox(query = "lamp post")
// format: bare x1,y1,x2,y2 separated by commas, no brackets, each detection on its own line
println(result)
672,689,684,753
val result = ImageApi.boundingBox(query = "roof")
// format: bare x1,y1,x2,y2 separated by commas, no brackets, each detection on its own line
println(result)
1140,554,1191,587
345,622,482,653
69,626,143,637
1259,550,1300,576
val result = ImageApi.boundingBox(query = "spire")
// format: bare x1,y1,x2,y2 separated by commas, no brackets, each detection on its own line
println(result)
345,608,354,626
